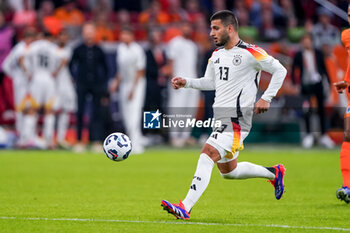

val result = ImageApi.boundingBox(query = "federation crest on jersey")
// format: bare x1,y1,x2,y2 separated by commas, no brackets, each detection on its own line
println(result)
347,107,350,114
232,54,242,66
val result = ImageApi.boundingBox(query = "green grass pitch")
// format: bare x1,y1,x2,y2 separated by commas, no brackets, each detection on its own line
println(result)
1,146,350,233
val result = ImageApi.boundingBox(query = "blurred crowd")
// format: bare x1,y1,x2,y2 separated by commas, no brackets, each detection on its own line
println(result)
0,0,349,151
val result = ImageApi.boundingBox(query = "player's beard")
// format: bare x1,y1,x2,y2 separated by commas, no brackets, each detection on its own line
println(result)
215,31,230,47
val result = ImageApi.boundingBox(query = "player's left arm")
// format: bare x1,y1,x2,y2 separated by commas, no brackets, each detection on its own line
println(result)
52,58,68,78
254,51,287,114
2,51,14,77
334,52,350,93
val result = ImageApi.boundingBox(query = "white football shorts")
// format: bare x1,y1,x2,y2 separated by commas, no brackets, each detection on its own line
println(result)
206,128,249,164
29,72,56,110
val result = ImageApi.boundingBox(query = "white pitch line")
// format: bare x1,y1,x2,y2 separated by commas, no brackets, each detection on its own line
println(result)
1,216,350,231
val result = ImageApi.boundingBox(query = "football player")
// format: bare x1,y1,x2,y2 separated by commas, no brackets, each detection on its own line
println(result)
161,10,287,220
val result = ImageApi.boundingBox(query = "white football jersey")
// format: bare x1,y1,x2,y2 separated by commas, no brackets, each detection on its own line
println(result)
116,42,145,83
167,36,198,78
2,41,30,79
185,40,286,131
27,39,58,75
55,46,72,83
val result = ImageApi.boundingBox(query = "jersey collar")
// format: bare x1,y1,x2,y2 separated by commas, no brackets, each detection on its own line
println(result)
235,39,243,47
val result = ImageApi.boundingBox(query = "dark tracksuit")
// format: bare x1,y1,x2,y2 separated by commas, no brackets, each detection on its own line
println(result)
291,49,330,134
69,43,108,142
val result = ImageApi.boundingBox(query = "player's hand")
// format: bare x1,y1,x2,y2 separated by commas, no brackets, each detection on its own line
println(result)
254,98,270,114
171,77,186,89
52,71,58,78
128,89,134,101
334,81,349,93
109,79,119,93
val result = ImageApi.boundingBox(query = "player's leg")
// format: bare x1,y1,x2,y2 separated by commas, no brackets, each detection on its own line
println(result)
302,95,314,148
42,78,56,148
57,110,69,144
337,110,350,203
43,104,55,148
167,86,184,147
13,78,25,134
119,83,135,148
217,155,285,200
315,83,334,148
161,143,219,219
74,86,87,152
89,87,104,152
57,82,76,147
20,107,38,147
218,157,276,180
128,78,146,154
19,79,40,147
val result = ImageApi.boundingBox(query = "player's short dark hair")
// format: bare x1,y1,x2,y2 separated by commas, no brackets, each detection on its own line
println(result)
210,10,239,31
23,27,36,38
121,25,134,34
43,31,53,38
301,32,313,41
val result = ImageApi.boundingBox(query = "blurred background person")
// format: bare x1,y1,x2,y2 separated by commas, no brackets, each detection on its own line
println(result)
0,11,14,81
291,33,334,149
54,0,84,39
0,10,15,132
166,20,199,148
37,0,63,37
54,0,84,27
2,27,36,145
69,23,108,153
144,27,168,112
21,31,58,148
143,27,169,144
53,29,76,149
139,0,170,26
312,7,340,50
12,0,36,30
109,26,146,154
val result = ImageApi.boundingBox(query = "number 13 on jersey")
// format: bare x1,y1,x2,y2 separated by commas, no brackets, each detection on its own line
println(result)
219,66,229,80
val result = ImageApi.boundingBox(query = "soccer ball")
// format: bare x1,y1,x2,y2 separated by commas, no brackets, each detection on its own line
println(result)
103,132,132,162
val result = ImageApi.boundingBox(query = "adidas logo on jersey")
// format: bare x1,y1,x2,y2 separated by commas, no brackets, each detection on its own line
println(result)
214,58,220,64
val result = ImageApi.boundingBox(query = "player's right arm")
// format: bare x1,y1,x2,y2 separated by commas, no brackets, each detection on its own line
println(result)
2,51,14,77
18,55,32,81
109,49,121,93
171,58,216,90
334,54,350,93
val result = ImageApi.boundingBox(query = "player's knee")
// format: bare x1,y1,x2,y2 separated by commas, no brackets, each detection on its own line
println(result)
202,144,221,162
45,108,53,115
26,107,36,115
220,169,237,179
344,131,350,142
220,172,231,179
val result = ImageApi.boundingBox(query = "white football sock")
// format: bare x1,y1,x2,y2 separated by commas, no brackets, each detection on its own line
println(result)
15,112,23,133
43,114,55,144
57,112,69,142
182,153,214,212
21,114,37,142
220,162,275,180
